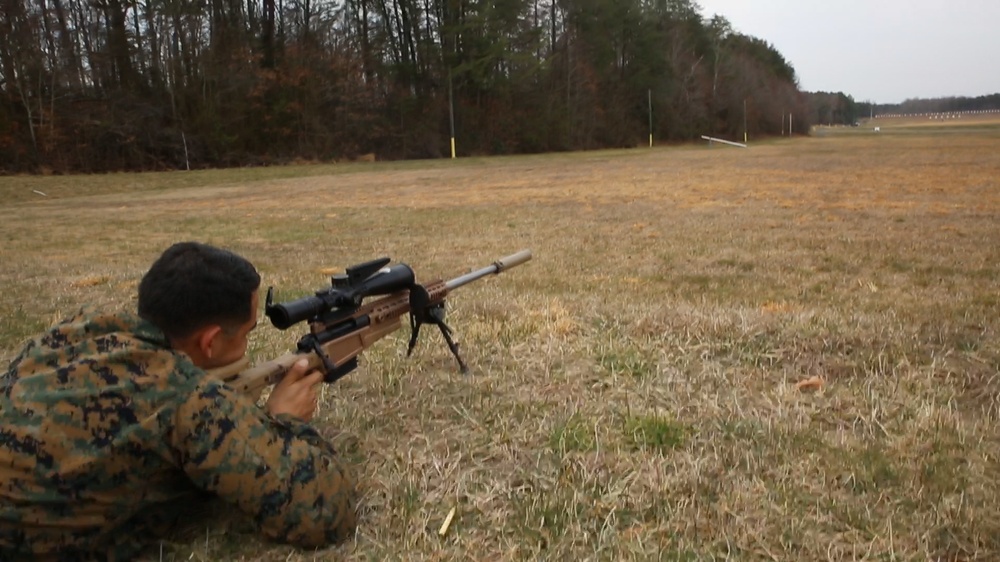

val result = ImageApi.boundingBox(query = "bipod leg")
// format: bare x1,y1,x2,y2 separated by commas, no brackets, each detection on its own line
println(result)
407,311,422,357
410,302,468,373
434,319,468,374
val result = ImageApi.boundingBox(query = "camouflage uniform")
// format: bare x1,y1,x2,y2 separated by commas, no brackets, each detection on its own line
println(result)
0,308,356,560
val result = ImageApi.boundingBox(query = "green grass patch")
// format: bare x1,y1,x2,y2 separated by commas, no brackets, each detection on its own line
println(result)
624,414,688,452
549,413,596,454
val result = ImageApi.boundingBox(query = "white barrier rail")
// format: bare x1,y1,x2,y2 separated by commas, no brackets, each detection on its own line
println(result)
701,135,748,148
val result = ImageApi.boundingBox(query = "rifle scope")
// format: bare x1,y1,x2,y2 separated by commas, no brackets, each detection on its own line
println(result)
266,262,415,329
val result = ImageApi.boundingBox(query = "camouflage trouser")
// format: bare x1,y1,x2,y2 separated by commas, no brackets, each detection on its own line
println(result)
1,492,218,562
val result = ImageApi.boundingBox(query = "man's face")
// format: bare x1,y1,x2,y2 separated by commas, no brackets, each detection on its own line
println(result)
205,290,260,369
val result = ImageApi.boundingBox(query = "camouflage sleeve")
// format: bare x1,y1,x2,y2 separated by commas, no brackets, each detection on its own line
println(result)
168,379,357,547
270,413,340,455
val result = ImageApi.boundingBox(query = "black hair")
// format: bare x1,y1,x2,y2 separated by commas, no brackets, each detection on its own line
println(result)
138,242,261,339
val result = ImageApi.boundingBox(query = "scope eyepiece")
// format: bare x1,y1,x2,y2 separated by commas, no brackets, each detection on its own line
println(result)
266,293,328,330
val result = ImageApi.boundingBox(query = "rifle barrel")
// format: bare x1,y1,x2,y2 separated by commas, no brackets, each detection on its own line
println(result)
445,249,532,290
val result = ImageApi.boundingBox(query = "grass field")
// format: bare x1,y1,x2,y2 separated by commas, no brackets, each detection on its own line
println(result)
2,119,1000,561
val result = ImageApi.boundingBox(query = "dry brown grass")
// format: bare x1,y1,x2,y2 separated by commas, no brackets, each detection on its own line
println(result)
2,124,1000,561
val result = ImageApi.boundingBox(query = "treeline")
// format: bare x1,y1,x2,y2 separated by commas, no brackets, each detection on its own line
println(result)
806,91,1000,126
0,0,809,173
806,91,861,126
878,94,1000,115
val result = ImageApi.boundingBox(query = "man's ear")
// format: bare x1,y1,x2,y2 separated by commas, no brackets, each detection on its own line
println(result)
196,324,224,360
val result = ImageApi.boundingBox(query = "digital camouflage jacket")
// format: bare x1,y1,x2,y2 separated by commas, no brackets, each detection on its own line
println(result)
0,308,356,560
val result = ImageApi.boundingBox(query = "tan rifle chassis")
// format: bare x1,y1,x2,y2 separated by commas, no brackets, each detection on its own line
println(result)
206,250,532,397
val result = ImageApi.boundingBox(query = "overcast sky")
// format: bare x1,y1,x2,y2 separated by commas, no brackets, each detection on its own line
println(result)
695,0,1000,104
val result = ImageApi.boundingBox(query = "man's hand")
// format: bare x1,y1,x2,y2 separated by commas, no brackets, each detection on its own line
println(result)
266,359,324,421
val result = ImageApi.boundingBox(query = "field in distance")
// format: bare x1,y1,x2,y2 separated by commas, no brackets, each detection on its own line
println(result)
2,123,999,560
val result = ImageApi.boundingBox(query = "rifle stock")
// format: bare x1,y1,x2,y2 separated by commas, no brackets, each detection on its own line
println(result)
206,250,531,397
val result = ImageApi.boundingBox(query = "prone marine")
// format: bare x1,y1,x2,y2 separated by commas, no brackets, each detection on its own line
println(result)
0,242,357,560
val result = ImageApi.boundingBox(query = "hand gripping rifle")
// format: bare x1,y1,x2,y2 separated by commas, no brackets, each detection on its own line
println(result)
206,250,532,397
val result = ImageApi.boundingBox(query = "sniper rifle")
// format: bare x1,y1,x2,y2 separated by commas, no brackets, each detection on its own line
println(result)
206,250,532,397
